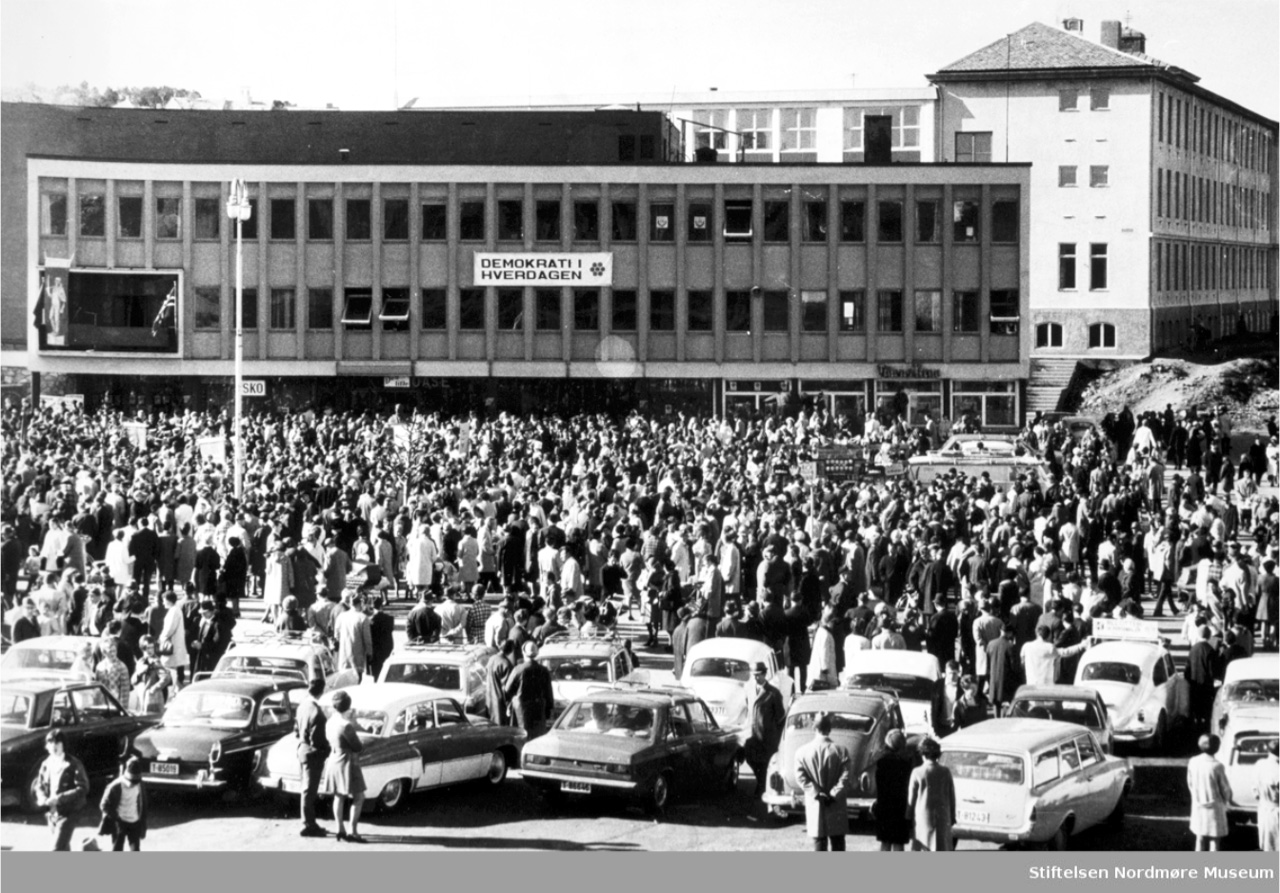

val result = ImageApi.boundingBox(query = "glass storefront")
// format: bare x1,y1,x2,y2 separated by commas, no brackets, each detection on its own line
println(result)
951,380,1019,429
874,379,942,427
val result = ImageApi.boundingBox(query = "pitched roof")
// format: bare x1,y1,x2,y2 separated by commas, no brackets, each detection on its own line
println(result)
934,21,1191,79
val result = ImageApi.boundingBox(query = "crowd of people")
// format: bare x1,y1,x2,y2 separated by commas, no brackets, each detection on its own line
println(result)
3,394,1278,852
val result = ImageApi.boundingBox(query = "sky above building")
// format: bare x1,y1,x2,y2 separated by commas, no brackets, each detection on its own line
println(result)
2,0,1277,119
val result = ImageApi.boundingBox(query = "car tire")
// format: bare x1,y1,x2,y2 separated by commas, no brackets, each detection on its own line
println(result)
720,759,740,795
1149,713,1167,752
645,772,672,815
485,750,508,785
1047,820,1072,852
378,778,411,812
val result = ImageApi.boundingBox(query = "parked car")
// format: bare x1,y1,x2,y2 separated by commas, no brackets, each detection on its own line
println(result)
1220,705,1279,825
1073,623,1189,751
520,686,740,814
1,635,100,682
206,631,358,691
1,680,157,811
678,637,794,744
376,642,496,716
908,434,1047,489
940,718,1132,850
537,632,637,718
761,688,909,820
256,683,525,811
1211,655,1279,736
841,649,943,736
129,677,307,793
1006,685,1116,754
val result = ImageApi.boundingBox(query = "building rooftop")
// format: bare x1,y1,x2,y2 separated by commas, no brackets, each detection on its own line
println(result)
406,87,937,111
933,21,1193,79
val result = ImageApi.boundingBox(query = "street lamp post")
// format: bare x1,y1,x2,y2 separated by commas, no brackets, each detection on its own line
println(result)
226,180,251,500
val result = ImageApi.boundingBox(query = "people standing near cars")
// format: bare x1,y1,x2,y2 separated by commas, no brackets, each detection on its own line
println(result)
504,641,555,739
872,730,913,852
793,712,851,851
907,737,956,852
1187,734,1233,852
744,661,786,798
97,757,148,851
295,677,330,838
322,690,366,843
485,640,518,726
333,592,372,682
35,728,90,851
369,594,396,680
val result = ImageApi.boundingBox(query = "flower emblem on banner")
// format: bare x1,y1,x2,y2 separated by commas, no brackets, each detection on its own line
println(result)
590,262,605,277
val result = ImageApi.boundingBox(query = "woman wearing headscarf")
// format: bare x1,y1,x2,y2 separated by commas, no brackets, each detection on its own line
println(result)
322,690,366,843
907,737,956,851
873,729,913,852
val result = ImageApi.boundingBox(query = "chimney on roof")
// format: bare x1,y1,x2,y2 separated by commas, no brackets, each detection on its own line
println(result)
1062,17,1084,33
1100,20,1122,49
1119,26,1147,55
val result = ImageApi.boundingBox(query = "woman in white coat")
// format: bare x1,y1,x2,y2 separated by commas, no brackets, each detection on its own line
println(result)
105,529,134,587
159,590,190,687
403,525,437,595
263,543,293,625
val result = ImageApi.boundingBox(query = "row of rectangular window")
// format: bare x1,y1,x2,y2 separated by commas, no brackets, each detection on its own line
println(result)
1155,168,1273,231
1034,322,1116,349
192,287,1019,336
1058,88,1110,112
1156,90,1272,172
39,193,1019,245
1057,165,1109,188
1057,243,1109,291
1155,241,1272,293
690,106,921,153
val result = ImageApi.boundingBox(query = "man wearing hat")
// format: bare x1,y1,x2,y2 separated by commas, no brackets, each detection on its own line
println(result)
98,757,148,850
503,641,554,739
744,661,786,797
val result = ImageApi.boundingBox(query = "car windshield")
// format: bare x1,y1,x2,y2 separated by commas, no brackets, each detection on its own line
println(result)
1232,735,1279,766
1009,698,1104,729
940,750,1025,785
1,646,78,673
688,657,752,682
164,691,255,728
382,663,462,690
1224,679,1279,703
542,656,610,683
1080,662,1142,686
559,701,655,739
351,710,389,736
787,711,875,735
1,692,32,725
850,673,936,702
216,656,309,681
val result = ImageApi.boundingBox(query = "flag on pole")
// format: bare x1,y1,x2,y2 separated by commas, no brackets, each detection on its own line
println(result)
152,283,177,337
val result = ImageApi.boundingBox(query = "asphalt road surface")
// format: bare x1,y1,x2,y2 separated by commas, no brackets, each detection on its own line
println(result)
1,597,1267,852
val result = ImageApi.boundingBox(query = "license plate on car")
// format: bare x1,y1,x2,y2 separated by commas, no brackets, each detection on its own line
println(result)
150,761,180,776
561,781,591,794
958,809,989,825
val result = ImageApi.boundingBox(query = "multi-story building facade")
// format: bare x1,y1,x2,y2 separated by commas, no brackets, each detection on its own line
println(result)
929,18,1277,371
3,103,1030,426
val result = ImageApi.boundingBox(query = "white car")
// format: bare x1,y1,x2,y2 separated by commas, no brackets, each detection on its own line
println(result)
208,631,359,692
941,718,1132,849
1,635,99,681
1073,622,1189,751
537,633,637,718
678,638,794,744
1211,655,1279,735
841,649,942,737
377,642,496,717
1220,705,1279,824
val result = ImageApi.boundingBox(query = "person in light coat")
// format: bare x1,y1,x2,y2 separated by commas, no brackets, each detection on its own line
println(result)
333,593,373,682
806,607,839,691
1187,734,1233,851
907,737,956,851
404,525,438,594
263,543,294,624
105,529,134,588
793,712,852,851
158,590,190,687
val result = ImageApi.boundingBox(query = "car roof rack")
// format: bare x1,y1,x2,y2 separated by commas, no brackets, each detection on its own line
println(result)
542,629,618,644
230,630,326,648
587,679,699,701
398,641,490,653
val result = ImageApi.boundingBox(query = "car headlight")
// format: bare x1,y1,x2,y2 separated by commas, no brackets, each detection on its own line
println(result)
605,763,630,777
209,741,222,765
524,754,550,767
1137,710,1145,723
769,770,786,794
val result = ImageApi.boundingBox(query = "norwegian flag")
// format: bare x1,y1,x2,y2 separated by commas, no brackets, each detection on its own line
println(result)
152,283,177,337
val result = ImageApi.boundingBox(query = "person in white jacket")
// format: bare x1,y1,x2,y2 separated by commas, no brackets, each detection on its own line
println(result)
1020,625,1090,686
158,589,190,687
105,529,134,587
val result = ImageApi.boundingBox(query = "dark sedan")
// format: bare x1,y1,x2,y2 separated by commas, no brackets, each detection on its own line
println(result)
520,687,741,814
129,677,307,793
1,680,157,811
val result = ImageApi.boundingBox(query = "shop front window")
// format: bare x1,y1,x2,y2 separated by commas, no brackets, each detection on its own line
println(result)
951,381,1019,429
874,380,942,427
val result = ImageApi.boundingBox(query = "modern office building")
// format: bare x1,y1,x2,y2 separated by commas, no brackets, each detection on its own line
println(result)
2,102,1030,425
928,17,1277,410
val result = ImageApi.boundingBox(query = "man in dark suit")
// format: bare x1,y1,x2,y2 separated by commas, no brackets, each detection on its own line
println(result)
986,626,1020,717
129,516,160,597
919,543,953,618
294,677,330,837
744,661,786,797
190,600,229,675
405,591,441,643
12,598,42,643
1186,625,1221,730
504,641,555,739
219,536,249,616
